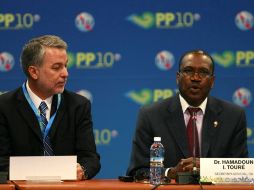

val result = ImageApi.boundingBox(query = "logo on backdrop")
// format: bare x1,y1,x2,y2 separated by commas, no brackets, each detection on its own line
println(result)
0,52,15,72
76,89,93,103
155,50,175,70
232,87,252,107
127,11,200,29
0,91,8,95
76,89,118,146
75,12,95,32
67,51,121,69
126,88,177,105
235,11,254,31
94,129,118,146
0,12,40,30
247,127,254,145
211,50,254,67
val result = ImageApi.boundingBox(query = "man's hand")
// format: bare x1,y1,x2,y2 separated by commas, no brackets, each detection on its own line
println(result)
167,157,200,179
180,157,200,172
77,163,85,180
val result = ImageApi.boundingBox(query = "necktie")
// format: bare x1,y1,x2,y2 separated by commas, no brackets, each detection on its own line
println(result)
39,101,54,156
186,107,200,157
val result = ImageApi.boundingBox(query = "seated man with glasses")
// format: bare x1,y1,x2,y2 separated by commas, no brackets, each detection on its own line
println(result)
127,50,248,180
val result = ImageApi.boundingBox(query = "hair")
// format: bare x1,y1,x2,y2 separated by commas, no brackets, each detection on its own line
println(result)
178,50,215,75
20,35,68,77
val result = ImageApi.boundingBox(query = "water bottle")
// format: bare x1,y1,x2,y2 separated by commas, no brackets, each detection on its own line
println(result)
150,136,165,185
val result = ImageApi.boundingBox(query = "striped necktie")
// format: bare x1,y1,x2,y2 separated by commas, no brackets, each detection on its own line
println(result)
39,101,54,156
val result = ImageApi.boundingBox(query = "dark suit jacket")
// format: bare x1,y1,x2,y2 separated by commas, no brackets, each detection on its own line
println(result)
127,94,248,176
0,87,100,179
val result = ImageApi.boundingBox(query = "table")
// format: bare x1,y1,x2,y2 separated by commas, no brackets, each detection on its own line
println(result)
12,179,254,190
0,181,15,190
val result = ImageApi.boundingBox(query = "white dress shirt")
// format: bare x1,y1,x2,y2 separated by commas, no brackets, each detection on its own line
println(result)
26,81,53,121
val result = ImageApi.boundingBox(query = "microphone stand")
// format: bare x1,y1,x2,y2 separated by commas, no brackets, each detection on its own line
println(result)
176,111,200,184
192,112,200,184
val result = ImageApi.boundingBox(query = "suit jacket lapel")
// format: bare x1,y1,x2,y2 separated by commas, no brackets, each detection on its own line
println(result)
165,95,190,158
49,94,65,139
16,88,43,141
201,97,222,157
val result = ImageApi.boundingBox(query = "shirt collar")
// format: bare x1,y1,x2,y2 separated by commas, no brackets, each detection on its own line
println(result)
26,81,53,110
179,93,207,114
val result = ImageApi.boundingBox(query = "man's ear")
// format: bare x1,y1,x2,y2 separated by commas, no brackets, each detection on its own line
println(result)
28,66,39,80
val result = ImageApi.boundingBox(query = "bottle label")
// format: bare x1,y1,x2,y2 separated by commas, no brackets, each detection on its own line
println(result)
150,160,164,167
150,157,164,162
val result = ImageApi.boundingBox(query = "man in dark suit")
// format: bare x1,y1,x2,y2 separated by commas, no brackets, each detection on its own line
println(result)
0,35,100,180
127,50,248,179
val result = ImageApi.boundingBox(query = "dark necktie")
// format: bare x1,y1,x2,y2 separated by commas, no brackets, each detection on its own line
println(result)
186,107,201,157
39,101,54,156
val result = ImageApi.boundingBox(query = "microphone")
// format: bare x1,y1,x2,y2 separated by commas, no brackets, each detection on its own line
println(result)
176,110,200,184
191,111,199,183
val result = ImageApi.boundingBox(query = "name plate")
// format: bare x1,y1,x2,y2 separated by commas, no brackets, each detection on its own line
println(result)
200,158,254,184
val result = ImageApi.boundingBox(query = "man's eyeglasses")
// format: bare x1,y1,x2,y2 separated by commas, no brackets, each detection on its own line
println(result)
179,68,212,78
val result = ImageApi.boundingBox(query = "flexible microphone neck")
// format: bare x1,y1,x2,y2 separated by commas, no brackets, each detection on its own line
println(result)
176,109,200,184
192,111,198,175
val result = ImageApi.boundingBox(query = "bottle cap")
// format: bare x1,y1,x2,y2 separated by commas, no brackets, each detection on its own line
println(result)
154,137,161,141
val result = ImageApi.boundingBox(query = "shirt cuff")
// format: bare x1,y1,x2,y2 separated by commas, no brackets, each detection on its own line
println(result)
164,168,171,176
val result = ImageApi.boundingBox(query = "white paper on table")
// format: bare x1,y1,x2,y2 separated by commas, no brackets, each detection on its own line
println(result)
9,156,77,180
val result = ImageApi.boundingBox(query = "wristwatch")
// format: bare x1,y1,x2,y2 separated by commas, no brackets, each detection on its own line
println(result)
165,167,177,179
165,168,171,176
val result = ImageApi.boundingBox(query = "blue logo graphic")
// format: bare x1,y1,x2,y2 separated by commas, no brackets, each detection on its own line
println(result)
211,51,235,68
235,11,254,31
0,13,40,30
155,51,175,70
0,52,15,72
127,12,155,29
67,51,120,69
75,12,95,32
76,89,93,103
126,88,176,105
232,87,252,107
127,12,200,29
126,89,152,105
247,127,253,144
94,129,118,145
0,91,8,95
211,50,254,68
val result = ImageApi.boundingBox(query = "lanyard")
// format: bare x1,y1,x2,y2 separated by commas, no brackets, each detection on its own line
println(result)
22,83,61,139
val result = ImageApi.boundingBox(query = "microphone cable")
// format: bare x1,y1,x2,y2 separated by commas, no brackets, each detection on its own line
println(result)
199,180,205,190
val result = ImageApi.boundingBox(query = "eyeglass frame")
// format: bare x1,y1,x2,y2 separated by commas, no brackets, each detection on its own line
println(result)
178,67,213,79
